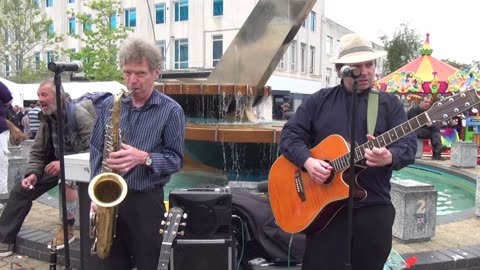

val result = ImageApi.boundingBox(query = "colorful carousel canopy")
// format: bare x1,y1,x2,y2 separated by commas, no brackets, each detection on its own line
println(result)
374,33,480,100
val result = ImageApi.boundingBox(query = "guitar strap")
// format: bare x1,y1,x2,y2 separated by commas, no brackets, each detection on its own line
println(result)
367,89,379,135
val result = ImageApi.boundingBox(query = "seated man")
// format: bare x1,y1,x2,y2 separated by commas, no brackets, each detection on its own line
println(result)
407,96,447,160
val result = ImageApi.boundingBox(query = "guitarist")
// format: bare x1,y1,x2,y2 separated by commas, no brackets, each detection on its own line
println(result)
278,33,417,270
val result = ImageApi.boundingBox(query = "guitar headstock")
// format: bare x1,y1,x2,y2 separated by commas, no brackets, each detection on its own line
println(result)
160,207,187,244
427,89,480,122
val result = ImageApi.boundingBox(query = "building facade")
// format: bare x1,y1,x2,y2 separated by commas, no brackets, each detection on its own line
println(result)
2,0,385,105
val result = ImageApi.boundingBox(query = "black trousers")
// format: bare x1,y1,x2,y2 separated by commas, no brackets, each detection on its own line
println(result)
302,204,395,270
0,174,58,244
417,126,443,155
98,186,165,270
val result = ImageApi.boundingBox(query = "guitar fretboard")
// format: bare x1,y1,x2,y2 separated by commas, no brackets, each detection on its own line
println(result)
330,89,480,172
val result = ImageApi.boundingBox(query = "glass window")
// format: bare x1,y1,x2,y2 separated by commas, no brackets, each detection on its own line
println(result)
326,36,332,55
34,0,41,8
156,40,166,70
46,0,53,7
69,48,76,61
155,3,166,24
47,51,55,63
309,46,315,74
277,53,285,69
5,55,10,77
174,0,188,22
68,0,74,3
300,43,306,73
35,52,41,71
326,68,332,86
48,23,54,36
125,8,136,27
212,35,223,67
174,39,188,69
213,0,223,16
290,41,297,71
310,11,316,31
110,12,117,28
83,15,92,32
68,17,76,34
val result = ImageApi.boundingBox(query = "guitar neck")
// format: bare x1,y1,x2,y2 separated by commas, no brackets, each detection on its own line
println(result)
157,245,172,270
333,87,480,172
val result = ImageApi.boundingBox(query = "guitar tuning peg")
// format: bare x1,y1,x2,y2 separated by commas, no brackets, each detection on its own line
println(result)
180,222,187,227
183,213,188,219
161,220,166,225
159,229,164,234
164,212,168,218
178,231,185,236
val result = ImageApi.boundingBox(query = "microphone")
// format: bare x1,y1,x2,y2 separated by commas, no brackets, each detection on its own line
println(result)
340,65,361,79
48,60,83,73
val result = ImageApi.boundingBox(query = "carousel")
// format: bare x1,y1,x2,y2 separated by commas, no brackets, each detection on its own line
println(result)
374,33,480,156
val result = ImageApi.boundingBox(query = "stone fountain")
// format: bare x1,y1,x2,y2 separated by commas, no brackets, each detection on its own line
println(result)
157,0,317,181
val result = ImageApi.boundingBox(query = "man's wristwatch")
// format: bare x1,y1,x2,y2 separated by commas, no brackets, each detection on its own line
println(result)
144,154,153,166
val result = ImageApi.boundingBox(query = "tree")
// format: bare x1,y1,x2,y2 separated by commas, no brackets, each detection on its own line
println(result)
379,24,423,76
0,0,63,82
67,0,132,81
441,59,470,71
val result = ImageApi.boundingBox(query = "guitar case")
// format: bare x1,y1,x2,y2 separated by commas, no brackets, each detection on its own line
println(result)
231,189,305,269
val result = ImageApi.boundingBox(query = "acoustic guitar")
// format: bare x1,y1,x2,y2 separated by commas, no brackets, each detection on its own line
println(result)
268,89,480,234
157,207,186,270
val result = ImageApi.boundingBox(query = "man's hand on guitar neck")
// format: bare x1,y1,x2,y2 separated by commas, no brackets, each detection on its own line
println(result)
364,134,393,167
304,158,333,184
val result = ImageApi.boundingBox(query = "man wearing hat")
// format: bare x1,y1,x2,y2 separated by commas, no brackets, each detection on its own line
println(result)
281,102,294,120
278,33,416,269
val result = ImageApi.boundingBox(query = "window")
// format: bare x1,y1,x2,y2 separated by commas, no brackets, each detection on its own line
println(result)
5,55,10,77
155,3,166,24
83,15,92,32
110,12,117,28
300,43,306,73
289,41,297,71
277,53,285,69
15,55,20,70
47,51,55,63
212,35,223,67
68,17,76,34
68,0,74,3
309,46,315,74
34,0,40,8
213,0,223,16
174,39,188,69
301,19,306,28
326,68,332,86
48,23,54,36
69,48,76,61
326,35,332,55
125,8,136,27
46,0,53,7
174,0,188,22
156,40,166,70
310,11,316,31
35,52,41,71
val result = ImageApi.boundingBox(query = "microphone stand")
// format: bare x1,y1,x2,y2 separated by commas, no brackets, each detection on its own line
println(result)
344,78,359,270
53,73,72,270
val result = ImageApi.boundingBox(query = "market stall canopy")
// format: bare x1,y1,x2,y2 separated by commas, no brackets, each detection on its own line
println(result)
374,33,480,100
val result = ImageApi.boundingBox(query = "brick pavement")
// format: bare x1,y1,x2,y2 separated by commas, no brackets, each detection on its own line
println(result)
0,156,479,269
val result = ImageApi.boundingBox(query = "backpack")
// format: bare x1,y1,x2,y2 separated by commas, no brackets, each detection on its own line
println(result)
66,92,113,131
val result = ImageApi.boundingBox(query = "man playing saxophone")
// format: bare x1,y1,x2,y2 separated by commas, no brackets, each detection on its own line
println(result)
89,36,185,269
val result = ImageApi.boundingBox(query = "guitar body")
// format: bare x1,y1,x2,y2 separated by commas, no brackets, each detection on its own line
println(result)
268,134,367,234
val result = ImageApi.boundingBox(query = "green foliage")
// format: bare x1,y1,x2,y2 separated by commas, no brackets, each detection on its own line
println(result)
441,59,470,71
66,0,131,81
0,0,63,82
379,24,423,76
9,64,52,84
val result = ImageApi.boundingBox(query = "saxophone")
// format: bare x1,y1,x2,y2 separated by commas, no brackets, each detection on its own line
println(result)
88,90,129,259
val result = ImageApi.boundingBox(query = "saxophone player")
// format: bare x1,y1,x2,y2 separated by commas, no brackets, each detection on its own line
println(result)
89,37,185,269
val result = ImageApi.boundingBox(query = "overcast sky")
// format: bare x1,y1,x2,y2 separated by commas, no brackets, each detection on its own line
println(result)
324,0,479,64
